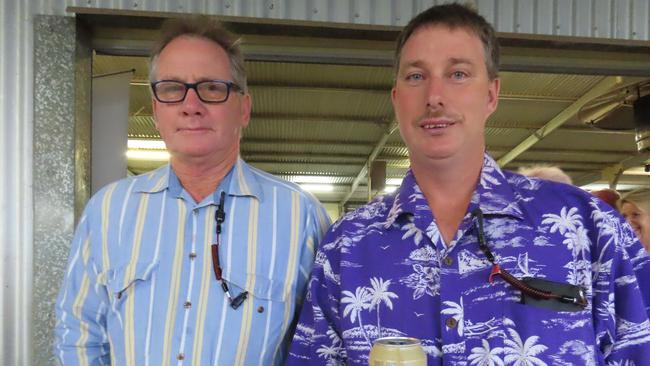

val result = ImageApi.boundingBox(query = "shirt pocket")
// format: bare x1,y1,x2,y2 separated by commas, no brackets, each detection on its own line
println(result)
217,272,290,365
226,270,288,303
98,261,159,308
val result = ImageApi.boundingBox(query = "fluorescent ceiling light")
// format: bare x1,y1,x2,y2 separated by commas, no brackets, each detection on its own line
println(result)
128,139,167,150
383,185,399,193
580,183,640,191
299,184,334,192
126,150,170,161
386,178,403,186
289,175,338,184
623,167,650,176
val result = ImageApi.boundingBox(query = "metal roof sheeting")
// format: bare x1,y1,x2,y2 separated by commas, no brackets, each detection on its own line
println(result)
33,0,650,41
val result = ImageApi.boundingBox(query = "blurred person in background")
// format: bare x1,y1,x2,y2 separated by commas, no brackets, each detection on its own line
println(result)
619,188,650,253
518,164,573,185
591,188,620,209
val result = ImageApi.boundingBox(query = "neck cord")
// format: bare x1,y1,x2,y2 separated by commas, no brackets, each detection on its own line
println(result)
211,191,248,309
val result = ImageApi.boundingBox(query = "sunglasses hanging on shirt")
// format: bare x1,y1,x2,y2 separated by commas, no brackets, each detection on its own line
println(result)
472,208,588,312
211,191,248,310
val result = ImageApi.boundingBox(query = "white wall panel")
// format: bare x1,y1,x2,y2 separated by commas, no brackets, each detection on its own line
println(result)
593,0,612,37
614,0,632,39
535,0,554,35
575,0,594,37
556,0,574,36
0,0,33,365
497,0,516,33
632,0,650,40
515,0,534,33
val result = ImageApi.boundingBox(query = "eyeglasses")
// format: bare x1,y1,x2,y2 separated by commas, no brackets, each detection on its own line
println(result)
211,191,248,310
151,80,243,104
472,208,587,309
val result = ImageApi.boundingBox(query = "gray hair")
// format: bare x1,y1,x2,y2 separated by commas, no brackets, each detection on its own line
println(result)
149,16,248,93
518,164,573,185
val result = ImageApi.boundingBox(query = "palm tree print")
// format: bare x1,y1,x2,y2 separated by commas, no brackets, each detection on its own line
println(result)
542,207,590,283
469,339,504,366
367,277,398,338
316,344,341,360
341,286,372,345
541,207,581,236
441,297,464,336
503,328,548,366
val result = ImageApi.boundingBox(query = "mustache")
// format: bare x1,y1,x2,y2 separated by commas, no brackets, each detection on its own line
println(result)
417,110,461,122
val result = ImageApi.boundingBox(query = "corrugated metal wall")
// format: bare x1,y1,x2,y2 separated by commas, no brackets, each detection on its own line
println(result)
2,0,650,364
31,0,650,40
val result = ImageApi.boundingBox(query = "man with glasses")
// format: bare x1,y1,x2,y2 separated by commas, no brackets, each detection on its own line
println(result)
288,3,650,365
54,17,330,365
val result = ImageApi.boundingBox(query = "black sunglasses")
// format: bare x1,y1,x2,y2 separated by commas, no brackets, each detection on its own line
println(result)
472,208,587,309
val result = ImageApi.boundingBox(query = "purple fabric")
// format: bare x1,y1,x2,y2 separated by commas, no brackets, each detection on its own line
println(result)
287,154,650,365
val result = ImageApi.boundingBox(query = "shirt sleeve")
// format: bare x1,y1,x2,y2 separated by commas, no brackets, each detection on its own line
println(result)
53,205,111,365
593,216,650,363
621,227,650,319
296,200,332,299
287,227,347,365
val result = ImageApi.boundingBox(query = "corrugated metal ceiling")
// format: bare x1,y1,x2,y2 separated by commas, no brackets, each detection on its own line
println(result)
94,51,650,205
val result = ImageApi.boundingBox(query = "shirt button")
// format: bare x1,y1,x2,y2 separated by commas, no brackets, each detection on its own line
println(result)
446,317,457,328
257,306,265,313
177,353,185,360
189,252,197,260
444,256,453,266
184,301,192,309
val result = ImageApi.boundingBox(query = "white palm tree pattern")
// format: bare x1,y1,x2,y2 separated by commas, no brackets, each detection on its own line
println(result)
503,328,548,366
341,287,372,345
469,339,504,366
287,154,650,366
441,297,464,336
367,277,398,338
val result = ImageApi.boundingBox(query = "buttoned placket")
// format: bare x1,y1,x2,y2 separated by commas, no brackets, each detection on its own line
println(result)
436,213,479,355
175,203,202,364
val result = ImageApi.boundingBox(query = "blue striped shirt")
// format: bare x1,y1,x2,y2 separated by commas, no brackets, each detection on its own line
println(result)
54,158,331,365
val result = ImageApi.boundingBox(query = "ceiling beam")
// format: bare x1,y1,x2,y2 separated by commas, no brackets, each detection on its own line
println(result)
496,76,624,167
487,126,634,135
490,147,633,159
341,122,399,206
505,160,612,171
572,153,650,187
242,138,381,149
132,81,579,103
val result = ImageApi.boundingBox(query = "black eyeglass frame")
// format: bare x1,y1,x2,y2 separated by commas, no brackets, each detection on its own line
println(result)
150,79,244,104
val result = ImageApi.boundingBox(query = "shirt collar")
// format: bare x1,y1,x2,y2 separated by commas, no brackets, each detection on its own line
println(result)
134,157,263,201
384,153,524,228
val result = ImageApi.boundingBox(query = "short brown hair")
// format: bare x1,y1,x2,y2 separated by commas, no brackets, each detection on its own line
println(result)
149,16,248,92
394,3,500,81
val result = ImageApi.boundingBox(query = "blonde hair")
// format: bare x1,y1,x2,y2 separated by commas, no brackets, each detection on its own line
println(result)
518,164,573,185
618,188,650,214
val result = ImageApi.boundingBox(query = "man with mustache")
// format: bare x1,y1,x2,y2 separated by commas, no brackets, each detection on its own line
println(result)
53,16,330,365
287,3,650,365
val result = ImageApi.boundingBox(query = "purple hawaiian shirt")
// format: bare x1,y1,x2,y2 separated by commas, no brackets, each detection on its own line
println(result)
287,154,650,365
